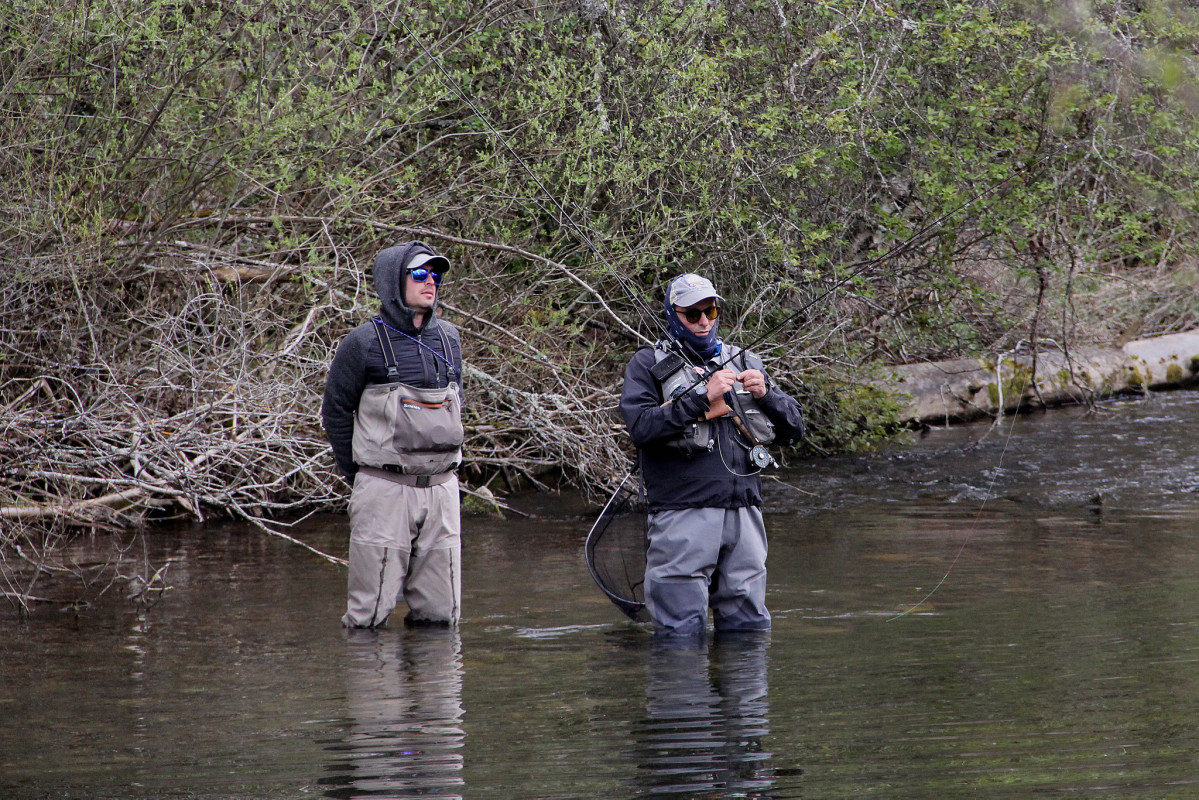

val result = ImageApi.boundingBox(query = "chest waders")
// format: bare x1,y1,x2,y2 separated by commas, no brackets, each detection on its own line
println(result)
343,320,464,628
351,320,464,476
651,343,776,460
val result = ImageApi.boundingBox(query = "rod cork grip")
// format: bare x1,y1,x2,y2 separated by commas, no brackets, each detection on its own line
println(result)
704,396,730,420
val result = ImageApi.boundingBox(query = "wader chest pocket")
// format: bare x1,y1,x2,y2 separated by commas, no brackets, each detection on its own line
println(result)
353,381,463,466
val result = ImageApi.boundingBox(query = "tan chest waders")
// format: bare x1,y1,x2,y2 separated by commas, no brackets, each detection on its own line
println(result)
351,320,463,476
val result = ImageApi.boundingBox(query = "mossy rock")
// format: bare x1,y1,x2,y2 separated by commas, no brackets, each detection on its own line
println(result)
984,359,1035,406
1127,365,1145,389
462,490,505,518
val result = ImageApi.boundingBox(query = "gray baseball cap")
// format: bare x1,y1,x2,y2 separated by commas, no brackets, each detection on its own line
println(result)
667,273,723,308
408,251,450,273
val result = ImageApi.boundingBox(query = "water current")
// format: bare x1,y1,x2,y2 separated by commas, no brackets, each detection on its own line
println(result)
6,391,1199,798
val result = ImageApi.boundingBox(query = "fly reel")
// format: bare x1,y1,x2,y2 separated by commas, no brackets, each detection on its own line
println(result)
750,444,776,470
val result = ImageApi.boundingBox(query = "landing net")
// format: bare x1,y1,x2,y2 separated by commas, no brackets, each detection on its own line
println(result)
584,469,650,622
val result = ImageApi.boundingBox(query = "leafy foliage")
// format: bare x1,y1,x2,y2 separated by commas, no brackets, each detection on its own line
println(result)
3,0,1199,521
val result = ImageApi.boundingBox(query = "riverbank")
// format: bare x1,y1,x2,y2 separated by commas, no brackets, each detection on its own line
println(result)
885,330,1199,425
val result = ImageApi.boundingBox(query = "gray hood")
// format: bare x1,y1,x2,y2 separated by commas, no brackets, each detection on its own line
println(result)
372,241,450,334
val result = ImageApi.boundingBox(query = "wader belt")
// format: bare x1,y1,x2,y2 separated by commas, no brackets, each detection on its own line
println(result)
360,465,456,488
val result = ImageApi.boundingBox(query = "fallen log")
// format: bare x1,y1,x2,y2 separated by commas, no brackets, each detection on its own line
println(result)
884,331,1199,425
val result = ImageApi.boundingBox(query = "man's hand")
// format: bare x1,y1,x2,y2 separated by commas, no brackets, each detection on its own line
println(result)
738,369,768,399
706,368,739,403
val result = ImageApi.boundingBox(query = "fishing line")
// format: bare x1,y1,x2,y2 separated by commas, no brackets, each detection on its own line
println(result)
886,394,1025,621
715,434,762,478
399,9,1066,384
394,12,1072,621
393,14,670,340
689,143,1071,392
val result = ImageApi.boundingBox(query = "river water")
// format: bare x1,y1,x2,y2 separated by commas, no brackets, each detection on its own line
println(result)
6,392,1199,798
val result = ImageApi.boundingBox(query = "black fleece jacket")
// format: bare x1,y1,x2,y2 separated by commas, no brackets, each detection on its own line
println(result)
322,242,463,479
620,341,805,511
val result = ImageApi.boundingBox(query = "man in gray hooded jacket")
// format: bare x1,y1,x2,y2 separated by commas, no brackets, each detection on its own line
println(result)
323,241,465,627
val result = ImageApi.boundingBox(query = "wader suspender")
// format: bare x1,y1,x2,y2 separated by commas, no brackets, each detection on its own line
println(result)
371,319,454,387
360,321,460,486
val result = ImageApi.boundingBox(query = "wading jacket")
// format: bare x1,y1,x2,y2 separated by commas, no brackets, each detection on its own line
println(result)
322,242,464,481
620,341,805,512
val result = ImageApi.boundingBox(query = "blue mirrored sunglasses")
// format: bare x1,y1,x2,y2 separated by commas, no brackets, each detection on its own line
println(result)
408,267,443,286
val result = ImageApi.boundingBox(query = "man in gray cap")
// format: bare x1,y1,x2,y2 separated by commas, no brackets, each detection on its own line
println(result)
619,273,805,639
322,241,464,627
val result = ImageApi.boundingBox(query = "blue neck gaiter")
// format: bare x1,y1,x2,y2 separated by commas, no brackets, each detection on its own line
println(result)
664,302,721,360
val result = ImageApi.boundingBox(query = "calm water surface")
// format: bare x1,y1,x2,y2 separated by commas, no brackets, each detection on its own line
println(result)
6,393,1199,798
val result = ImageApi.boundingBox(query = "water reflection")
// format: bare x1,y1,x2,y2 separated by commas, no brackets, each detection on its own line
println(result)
631,632,779,797
321,627,465,799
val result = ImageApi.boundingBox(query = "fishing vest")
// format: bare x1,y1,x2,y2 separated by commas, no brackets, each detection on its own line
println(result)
351,320,464,475
652,342,776,457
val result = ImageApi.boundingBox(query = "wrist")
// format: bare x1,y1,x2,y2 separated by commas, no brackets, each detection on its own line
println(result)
676,383,708,417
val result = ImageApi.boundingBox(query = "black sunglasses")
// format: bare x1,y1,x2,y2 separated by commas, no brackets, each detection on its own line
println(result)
408,267,443,286
674,305,719,324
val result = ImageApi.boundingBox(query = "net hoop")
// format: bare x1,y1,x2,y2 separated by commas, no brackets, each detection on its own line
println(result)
584,468,650,622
